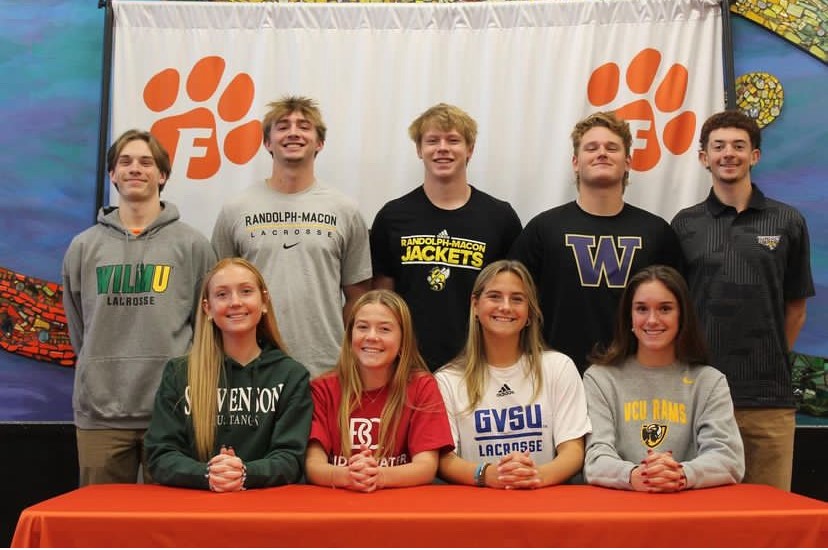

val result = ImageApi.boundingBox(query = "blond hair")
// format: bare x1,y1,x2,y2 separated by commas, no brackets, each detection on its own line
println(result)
408,103,478,150
188,257,287,461
571,111,632,188
334,290,429,460
453,260,545,412
262,95,327,146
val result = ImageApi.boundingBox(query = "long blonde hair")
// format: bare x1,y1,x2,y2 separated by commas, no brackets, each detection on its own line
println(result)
334,290,429,460
454,260,546,412
188,258,287,461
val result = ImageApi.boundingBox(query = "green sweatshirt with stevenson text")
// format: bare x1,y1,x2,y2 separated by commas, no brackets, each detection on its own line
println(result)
145,343,312,489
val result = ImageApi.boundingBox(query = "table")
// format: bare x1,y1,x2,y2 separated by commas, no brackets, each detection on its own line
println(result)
12,483,828,547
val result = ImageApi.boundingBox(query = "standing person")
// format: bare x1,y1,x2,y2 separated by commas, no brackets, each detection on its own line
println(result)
62,129,216,485
305,290,454,492
212,96,372,378
671,110,814,491
509,111,682,373
145,258,312,491
370,103,522,371
436,260,591,489
583,265,744,492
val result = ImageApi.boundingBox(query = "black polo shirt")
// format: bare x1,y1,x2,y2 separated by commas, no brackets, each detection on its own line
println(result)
671,185,814,408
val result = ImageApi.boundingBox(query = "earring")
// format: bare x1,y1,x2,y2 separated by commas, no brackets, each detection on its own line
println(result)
207,317,213,323
262,309,267,314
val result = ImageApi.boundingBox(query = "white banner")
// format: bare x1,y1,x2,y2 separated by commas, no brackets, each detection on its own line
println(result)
111,0,723,237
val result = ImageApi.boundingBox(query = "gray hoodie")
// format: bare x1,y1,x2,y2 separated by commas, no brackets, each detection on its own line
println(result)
62,202,216,429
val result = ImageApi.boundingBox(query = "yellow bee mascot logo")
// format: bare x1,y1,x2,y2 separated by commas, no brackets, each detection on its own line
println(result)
427,266,450,291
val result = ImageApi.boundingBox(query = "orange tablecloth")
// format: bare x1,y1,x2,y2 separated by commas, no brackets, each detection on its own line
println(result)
12,483,828,547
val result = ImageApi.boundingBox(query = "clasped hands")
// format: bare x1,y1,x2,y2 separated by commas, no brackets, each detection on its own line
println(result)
206,445,246,493
493,450,541,490
630,449,687,493
343,445,384,493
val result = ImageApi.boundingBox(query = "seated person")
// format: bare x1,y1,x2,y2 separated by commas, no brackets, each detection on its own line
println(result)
436,260,591,489
145,258,312,491
305,290,454,492
583,265,745,492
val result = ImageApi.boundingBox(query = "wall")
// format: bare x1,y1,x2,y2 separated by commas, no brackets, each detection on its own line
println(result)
0,0,825,543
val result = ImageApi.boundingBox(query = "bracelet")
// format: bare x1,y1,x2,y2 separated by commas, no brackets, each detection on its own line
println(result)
205,464,215,492
241,463,247,491
473,462,490,487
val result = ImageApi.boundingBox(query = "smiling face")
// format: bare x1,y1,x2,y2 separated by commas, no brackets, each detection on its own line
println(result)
700,127,760,188
473,271,530,343
203,264,267,339
264,110,323,164
109,139,167,203
572,126,630,190
417,126,473,182
351,302,402,380
631,279,679,366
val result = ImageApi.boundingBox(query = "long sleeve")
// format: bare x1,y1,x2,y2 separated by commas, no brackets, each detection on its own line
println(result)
242,366,312,488
61,239,85,353
582,369,636,489
189,238,217,328
145,358,210,489
145,355,313,490
680,375,745,488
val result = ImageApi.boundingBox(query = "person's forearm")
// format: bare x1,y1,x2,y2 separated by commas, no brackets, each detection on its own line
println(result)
438,452,484,486
537,454,581,487
537,438,584,487
307,460,349,488
784,299,807,350
377,461,436,488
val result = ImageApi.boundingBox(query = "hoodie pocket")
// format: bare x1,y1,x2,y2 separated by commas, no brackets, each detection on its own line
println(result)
75,355,169,421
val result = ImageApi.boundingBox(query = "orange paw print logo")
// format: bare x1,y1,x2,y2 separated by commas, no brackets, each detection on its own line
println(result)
587,48,696,172
143,56,261,180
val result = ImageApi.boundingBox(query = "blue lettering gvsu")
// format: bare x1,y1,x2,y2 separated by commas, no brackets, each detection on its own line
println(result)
474,404,542,433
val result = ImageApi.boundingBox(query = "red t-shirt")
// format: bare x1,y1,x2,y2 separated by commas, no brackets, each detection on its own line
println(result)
310,372,454,467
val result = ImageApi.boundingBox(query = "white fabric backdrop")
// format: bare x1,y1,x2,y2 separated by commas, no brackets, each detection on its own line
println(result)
111,0,723,237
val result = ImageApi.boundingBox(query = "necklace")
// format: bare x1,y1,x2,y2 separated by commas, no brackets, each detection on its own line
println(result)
362,386,386,406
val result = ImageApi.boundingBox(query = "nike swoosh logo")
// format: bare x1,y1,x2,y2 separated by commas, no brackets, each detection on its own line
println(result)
682,376,694,385
283,242,300,250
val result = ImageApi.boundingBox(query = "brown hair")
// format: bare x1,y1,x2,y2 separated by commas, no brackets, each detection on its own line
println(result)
698,110,761,151
589,265,708,367
107,129,171,193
